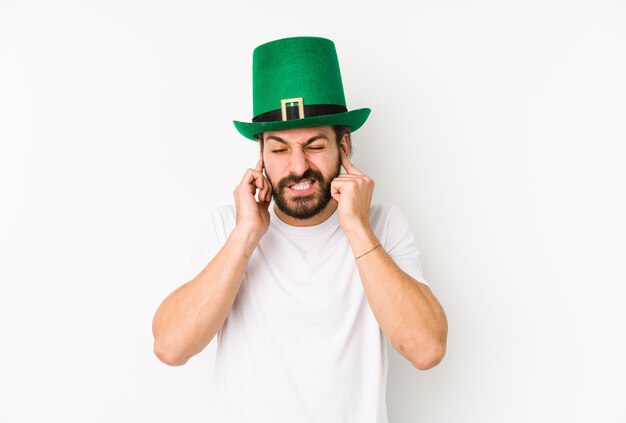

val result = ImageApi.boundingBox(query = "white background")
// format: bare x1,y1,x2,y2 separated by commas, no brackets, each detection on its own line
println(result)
1,0,625,421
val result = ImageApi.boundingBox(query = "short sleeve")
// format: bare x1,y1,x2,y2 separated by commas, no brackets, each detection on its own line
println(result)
375,204,429,287
185,205,237,281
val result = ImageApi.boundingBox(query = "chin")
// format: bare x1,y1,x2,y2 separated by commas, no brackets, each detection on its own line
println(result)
277,196,330,220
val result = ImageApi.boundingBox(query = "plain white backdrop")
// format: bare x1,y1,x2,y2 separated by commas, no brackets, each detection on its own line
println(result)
1,0,625,421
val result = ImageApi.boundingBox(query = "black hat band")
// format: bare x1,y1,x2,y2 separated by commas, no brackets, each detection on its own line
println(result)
253,104,348,123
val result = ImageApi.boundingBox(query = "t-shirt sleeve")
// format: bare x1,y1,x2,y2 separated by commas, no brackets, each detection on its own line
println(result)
185,205,236,282
380,205,430,287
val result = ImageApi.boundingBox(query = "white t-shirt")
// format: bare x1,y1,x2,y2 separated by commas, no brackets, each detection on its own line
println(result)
189,203,428,423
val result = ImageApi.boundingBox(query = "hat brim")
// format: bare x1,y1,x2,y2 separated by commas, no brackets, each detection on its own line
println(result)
233,108,371,141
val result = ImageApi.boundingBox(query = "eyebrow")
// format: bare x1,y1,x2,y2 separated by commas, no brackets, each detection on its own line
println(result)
265,134,329,146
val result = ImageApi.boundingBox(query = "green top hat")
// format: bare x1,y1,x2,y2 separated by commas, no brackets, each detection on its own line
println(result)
233,36,371,141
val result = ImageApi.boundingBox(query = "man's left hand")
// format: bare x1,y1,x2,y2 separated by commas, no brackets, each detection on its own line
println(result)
331,149,375,236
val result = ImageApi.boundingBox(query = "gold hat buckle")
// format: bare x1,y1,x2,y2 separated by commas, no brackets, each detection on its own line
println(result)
280,97,305,121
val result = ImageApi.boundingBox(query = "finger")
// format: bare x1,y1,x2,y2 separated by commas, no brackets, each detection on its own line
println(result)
254,158,264,173
253,159,272,201
240,168,265,197
330,180,342,202
265,177,273,202
332,174,359,181
330,178,346,197
259,179,272,203
251,171,266,191
340,148,363,175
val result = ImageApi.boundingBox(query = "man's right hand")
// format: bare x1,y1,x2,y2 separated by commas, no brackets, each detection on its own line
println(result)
233,159,272,245
153,159,273,366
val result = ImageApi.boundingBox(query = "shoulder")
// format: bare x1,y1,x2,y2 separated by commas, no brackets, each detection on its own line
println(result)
212,204,236,222
369,203,404,226
204,203,235,223
198,204,236,239
186,204,236,280
369,203,415,244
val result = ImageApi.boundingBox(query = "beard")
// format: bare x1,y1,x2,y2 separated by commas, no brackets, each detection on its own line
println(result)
268,159,341,220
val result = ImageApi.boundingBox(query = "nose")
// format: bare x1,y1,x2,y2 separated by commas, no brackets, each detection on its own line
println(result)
288,149,309,176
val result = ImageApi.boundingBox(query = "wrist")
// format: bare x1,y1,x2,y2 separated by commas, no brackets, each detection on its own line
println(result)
343,224,379,255
342,220,373,240
229,225,264,258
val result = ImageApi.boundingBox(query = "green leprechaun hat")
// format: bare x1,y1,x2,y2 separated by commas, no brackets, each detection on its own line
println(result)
233,36,371,141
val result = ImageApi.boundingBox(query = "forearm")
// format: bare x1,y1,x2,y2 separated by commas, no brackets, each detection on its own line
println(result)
348,227,448,370
152,227,260,366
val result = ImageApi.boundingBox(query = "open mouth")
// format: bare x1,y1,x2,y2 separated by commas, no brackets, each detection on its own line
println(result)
287,179,316,194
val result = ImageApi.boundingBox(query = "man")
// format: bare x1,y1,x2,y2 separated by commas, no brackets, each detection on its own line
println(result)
152,36,447,422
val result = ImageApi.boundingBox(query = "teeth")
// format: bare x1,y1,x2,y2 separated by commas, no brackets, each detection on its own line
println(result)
291,181,312,191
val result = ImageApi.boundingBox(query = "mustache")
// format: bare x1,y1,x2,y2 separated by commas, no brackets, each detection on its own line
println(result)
276,168,325,190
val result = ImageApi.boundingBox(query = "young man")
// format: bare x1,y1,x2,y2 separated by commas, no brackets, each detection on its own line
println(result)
152,36,447,422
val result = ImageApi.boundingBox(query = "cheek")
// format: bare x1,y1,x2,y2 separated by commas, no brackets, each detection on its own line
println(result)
313,154,340,175
261,158,286,182
263,160,281,176
309,152,336,168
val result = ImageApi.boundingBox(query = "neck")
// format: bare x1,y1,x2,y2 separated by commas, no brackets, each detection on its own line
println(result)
273,200,338,227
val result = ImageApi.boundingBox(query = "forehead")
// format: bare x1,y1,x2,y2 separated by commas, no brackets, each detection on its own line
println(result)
263,126,334,144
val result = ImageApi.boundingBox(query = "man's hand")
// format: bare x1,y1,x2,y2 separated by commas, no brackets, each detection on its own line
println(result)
329,150,447,370
233,159,272,242
331,149,375,237
153,159,273,366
